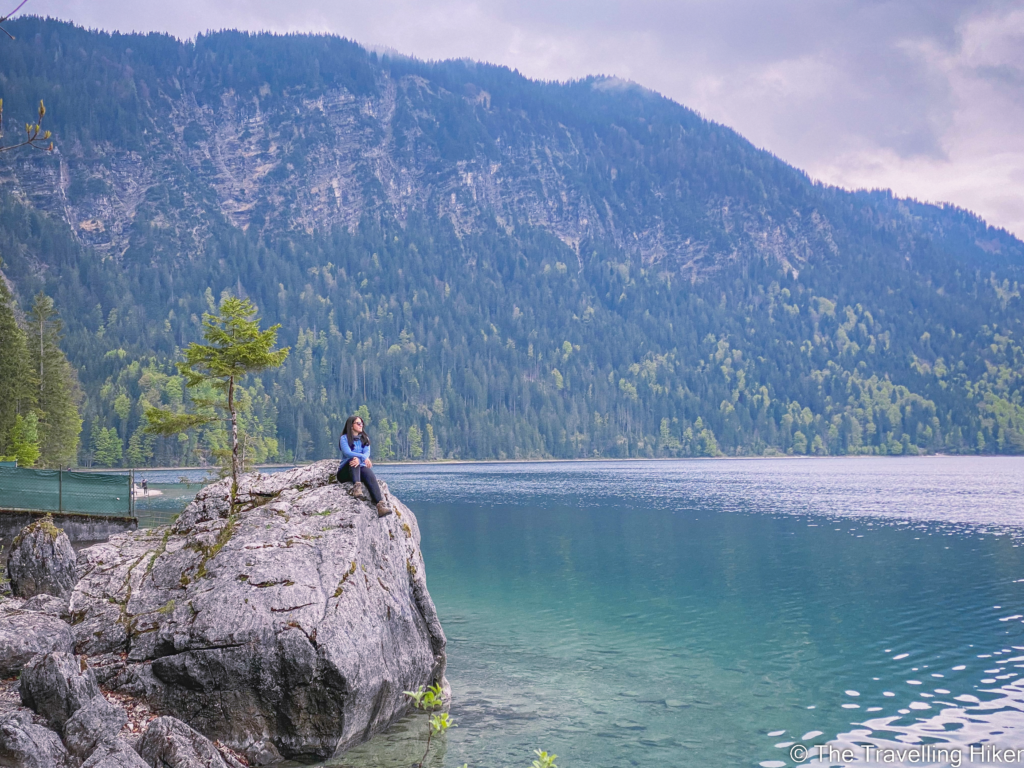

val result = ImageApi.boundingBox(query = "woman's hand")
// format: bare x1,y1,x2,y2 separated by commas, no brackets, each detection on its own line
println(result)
349,458,359,467
365,459,373,468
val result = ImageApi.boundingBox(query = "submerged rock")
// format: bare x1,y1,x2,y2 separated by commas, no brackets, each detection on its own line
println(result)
6,515,78,600
70,460,447,763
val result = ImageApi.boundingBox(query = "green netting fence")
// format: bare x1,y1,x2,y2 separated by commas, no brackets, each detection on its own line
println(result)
0,467,134,517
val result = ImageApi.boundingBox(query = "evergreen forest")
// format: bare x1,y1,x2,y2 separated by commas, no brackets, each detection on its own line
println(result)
0,18,1023,466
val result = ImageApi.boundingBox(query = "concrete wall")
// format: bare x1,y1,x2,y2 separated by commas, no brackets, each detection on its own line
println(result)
0,509,137,548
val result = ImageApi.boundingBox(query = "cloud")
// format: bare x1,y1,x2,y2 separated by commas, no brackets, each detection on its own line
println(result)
27,0,1024,236
812,4,1024,236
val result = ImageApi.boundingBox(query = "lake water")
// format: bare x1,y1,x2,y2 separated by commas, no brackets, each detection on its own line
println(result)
328,457,1024,768
145,457,1024,768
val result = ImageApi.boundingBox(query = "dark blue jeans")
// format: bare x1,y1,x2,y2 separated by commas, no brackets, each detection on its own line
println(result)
338,461,382,504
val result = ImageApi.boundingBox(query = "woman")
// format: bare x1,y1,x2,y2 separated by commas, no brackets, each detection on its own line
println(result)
338,415,391,517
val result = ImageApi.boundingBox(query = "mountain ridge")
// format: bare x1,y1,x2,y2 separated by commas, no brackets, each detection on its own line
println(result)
1,17,1023,464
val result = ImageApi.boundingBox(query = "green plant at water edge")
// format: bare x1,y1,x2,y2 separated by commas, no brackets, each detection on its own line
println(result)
405,683,444,711
426,712,455,759
404,684,451,768
403,684,557,768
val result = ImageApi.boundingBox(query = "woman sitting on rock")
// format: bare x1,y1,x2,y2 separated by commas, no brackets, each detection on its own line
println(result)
338,414,392,517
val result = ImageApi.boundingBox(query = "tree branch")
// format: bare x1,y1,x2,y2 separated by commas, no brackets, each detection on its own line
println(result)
0,0,28,40
0,99,54,154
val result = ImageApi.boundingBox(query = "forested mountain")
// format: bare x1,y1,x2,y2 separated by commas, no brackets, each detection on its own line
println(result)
1,16,1023,465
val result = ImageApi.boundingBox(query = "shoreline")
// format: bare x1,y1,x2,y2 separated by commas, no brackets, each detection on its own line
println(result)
72,454,1023,473
373,453,1024,467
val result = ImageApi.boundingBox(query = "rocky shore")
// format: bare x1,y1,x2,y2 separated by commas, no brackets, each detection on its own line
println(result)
0,461,448,766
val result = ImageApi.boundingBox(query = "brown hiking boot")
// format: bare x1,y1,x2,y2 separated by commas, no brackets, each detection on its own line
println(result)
349,482,368,501
376,501,393,518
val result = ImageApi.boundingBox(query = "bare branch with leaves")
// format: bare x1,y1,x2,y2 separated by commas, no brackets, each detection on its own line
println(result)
0,0,27,40
0,2,55,154
0,99,54,154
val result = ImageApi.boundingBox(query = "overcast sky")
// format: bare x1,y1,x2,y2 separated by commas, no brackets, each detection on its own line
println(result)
26,0,1024,238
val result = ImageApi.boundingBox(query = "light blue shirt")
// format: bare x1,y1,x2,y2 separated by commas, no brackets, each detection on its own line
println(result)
339,435,371,466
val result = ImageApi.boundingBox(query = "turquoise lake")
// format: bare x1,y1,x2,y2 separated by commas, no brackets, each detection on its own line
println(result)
144,457,1024,767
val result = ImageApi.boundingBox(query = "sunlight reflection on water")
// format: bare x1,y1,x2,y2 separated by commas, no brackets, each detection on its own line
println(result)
150,456,1024,768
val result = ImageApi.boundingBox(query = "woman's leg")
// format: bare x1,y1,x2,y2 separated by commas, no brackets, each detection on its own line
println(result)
338,462,355,483
359,466,383,504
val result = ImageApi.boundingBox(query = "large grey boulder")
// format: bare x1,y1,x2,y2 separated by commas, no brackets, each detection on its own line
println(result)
63,695,128,759
0,710,75,768
136,716,244,768
70,460,447,763
0,611,75,678
20,651,101,730
6,516,78,600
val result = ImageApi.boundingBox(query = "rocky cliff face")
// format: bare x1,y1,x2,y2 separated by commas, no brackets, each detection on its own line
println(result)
10,72,721,268
4,19,968,281
65,462,446,763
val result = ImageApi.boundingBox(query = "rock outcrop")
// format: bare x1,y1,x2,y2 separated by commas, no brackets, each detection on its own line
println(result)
0,608,75,679
63,695,128,759
6,515,78,600
136,716,245,768
20,651,102,731
80,737,149,768
21,593,70,619
0,710,75,768
69,461,447,763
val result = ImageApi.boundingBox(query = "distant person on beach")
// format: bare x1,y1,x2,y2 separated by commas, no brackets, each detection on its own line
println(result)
338,415,391,517
142,479,148,496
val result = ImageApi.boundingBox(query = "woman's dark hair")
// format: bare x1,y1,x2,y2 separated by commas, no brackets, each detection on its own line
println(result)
342,415,370,448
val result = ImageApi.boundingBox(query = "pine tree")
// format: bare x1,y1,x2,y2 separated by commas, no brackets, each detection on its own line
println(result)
0,263,34,456
92,424,122,467
425,423,436,460
28,293,82,467
113,392,131,440
408,423,423,458
3,413,40,466
126,425,155,467
146,296,289,495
